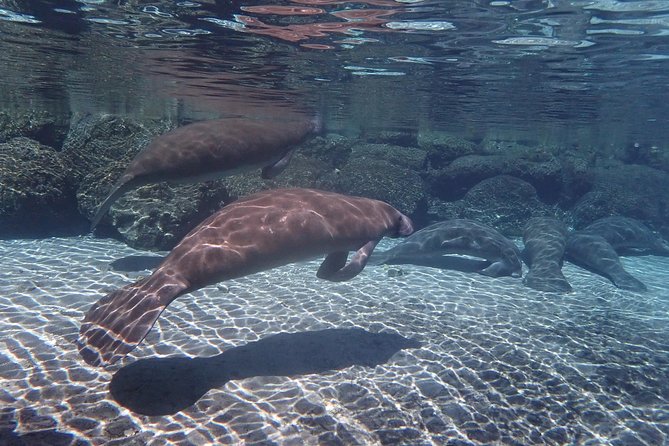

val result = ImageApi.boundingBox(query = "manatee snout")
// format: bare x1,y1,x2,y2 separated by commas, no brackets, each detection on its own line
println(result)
398,214,414,236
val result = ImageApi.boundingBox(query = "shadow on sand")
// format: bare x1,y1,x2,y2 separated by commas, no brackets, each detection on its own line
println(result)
110,328,420,416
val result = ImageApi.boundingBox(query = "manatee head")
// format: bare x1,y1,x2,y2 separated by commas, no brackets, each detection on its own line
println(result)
392,213,414,237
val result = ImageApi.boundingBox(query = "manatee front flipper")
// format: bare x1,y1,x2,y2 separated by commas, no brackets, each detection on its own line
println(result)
480,261,520,278
317,240,379,282
77,271,189,366
261,148,296,179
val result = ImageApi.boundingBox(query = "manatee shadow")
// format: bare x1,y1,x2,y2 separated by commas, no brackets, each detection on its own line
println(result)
109,255,165,272
0,408,74,446
110,328,420,416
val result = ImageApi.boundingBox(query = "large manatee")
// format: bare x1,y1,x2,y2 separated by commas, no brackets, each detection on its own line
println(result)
78,188,413,366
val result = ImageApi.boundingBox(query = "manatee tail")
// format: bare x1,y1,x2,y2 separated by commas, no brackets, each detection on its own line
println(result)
90,174,137,231
609,270,647,292
523,269,572,293
77,270,189,366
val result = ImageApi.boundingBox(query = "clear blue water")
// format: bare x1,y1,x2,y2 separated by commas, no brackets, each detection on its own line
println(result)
1,0,668,146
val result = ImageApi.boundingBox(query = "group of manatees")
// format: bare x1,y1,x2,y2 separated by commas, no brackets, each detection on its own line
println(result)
78,114,669,368
372,215,669,294
79,114,417,367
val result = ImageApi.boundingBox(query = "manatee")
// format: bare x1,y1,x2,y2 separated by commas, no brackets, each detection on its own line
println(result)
580,216,669,256
90,115,321,229
521,217,572,293
78,188,413,366
565,232,647,292
370,219,522,278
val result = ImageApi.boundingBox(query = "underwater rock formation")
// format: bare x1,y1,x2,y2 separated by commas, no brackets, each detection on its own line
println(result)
418,130,478,163
0,110,69,148
0,137,85,236
320,143,428,219
77,166,229,250
425,153,563,202
364,129,418,147
62,113,172,187
572,161,669,232
428,175,555,236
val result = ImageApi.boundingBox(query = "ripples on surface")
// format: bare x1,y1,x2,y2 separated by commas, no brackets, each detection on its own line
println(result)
1,236,668,444
0,0,668,145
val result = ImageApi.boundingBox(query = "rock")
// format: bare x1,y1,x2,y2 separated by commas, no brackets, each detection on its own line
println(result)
224,153,333,200
441,402,472,425
62,113,172,187
418,131,478,165
572,162,669,232
319,143,428,219
428,175,555,236
0,110,69,148
78,167,229,250
557,153,595,208
298,134,354,168
364,130,418,147
425,154,563,202
0,137,86,236
620,142,669,172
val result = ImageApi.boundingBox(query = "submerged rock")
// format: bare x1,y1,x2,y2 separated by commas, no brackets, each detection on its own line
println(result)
62,113,172,187
0,137,85,237
428,175,555,236
319,143,428,219
572,162,669,232
78,164,229,250
425,153,563,203
418,131,478,164
0,110,69,148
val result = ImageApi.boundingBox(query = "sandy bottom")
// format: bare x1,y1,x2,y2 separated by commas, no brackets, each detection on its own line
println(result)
0,236,668,445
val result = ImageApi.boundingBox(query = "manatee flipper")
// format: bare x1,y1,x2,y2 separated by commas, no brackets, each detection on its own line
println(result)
261,148,296,179
77,271,189,366
566,233,647,292
317,240,379,282
523,271,573,293
610,272,647,292
480,261,518,278
90,174,138,231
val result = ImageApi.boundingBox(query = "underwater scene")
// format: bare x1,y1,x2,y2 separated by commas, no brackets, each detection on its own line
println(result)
1,1,669,445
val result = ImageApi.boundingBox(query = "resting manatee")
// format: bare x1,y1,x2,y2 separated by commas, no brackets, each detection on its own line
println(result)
580,216,669,256
370,219,522,278
521,217,572,293
565,232,647,292
78,188,414,366
90,115,321,229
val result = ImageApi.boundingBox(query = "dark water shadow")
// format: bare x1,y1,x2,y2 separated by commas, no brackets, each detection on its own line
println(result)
109,255,165,272
0,408,74,446
110,328,420,416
